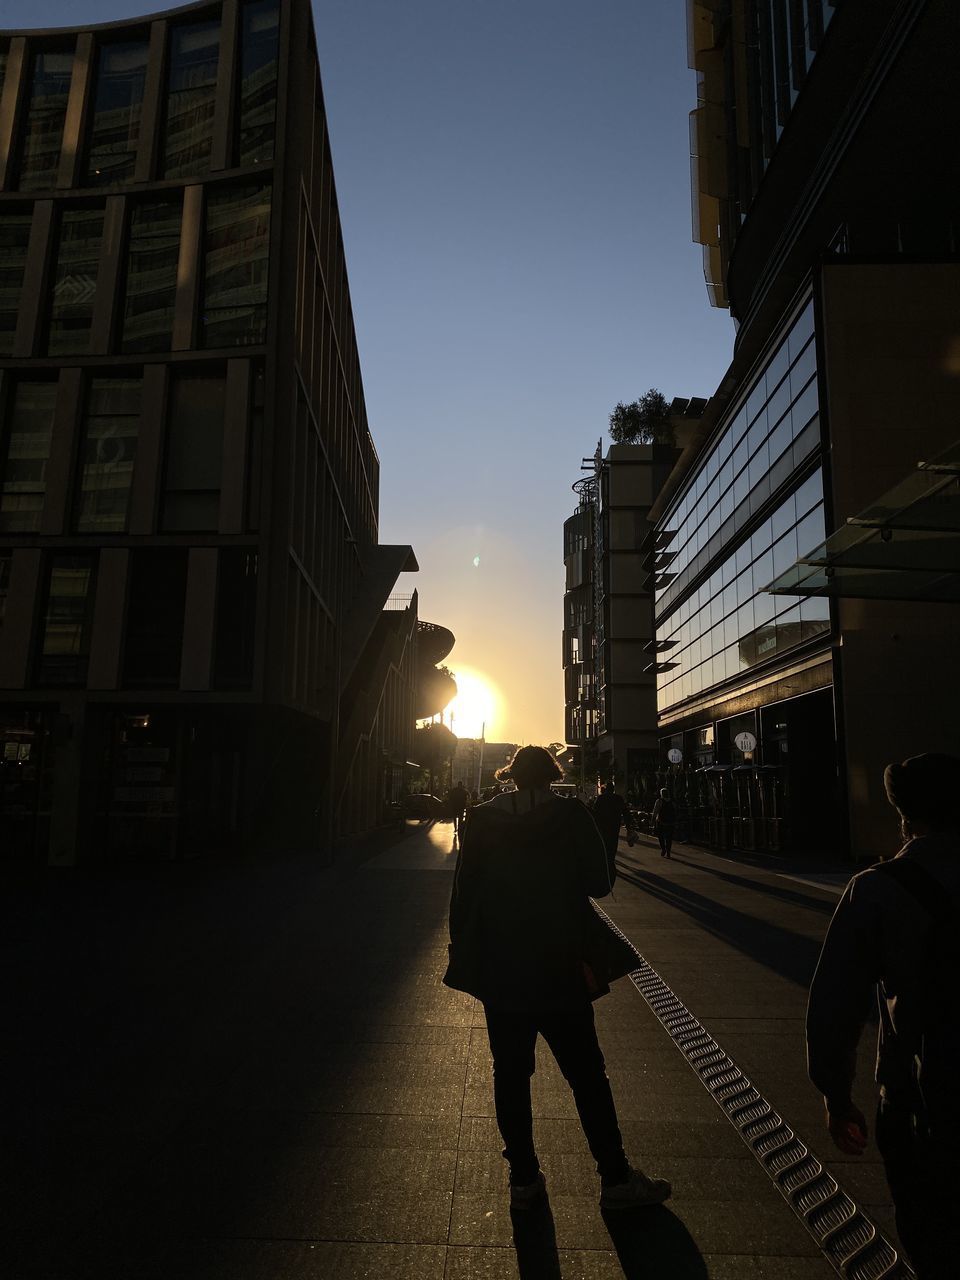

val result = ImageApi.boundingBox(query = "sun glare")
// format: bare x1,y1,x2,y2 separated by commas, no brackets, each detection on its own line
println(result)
443,668,500,740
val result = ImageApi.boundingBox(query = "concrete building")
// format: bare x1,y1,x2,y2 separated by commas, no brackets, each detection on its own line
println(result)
562,409,703,798
0,0,418,863
651,0,960,859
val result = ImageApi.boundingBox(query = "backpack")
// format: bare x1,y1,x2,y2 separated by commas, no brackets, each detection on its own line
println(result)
873,856,960,1132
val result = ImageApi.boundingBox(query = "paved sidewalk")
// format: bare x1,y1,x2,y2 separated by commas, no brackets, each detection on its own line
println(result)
9,820,896,1278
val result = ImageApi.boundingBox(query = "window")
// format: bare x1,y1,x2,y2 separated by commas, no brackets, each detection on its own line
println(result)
36,554,97,686
74,377,141,533
161,19,220,178
0,382,58,533
121,197,181,352
200,183,271,347
0,552,10,636
123,550,188,687
238,0,279,166
161,372,224,531
46,206,104,356
17,48,73,191
213,548,258,688
84,39,149,185
0,212,32,356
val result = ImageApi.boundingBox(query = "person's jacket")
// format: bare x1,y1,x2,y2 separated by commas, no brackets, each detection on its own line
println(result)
443,788,611,1011
806,833,960,1115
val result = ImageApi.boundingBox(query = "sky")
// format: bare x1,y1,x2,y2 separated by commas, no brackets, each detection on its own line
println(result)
4,0,735,745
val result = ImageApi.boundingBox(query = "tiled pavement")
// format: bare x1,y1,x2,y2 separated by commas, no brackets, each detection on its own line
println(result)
9,821,897,1278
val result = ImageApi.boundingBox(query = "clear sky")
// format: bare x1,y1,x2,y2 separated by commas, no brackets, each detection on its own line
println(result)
5,0,735,746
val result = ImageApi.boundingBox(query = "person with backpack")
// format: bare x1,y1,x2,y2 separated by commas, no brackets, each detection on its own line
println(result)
651,788,677,858
443,746,671,1213
806,753,960,1279
588,781,636,885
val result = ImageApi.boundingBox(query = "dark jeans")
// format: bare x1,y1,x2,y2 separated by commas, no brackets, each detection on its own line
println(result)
876,1098,959,1278
483,1001,630,1186
656,826,673,856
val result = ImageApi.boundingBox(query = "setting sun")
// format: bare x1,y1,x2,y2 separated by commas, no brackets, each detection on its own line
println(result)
443,667,501,740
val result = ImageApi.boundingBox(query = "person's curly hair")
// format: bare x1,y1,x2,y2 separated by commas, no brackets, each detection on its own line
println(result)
495,745,563,790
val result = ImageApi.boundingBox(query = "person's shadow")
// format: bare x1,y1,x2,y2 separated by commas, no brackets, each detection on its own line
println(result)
602,1204,709,1279
511,1200,562,1279
510,1198,707,1279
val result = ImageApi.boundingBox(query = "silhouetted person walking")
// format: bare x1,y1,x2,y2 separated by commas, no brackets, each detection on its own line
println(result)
589,782,634,886
443,746,670,1211
807,753,960,1279
652,788,676,858
446,780,469,836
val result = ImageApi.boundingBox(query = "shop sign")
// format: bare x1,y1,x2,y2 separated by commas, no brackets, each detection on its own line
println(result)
734,731,757,753
667,748,683,764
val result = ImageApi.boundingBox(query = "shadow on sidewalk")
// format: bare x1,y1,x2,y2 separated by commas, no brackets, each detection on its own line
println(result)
614,864,824,988
510,1200,706,1279
10,829,457,1278
511,1201,562,1279
602,1204,708,1278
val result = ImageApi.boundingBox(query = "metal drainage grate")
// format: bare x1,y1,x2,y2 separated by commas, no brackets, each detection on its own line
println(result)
592,902,915,1280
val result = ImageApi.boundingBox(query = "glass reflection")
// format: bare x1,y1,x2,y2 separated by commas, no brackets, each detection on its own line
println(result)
0,382,58,533
121,197,181,353
18,49,73,191
37,555,96,686
238,0,279,166
75,377,141,534
46,206,103,355
200,183,270,347
0,212,32,356
84,40,149,186
161,19,220,178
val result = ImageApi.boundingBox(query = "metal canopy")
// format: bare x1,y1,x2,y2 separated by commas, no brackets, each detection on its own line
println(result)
766,440,960,601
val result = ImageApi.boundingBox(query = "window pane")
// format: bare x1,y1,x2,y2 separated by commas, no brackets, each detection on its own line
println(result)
75,377,141,533
37,554,96,686
0,552,11,636
0,212,33,356
0,382,58,533
161,373,224,531
123,550,187,687
238,0,279,166
161,19,220,178
84,40,149,186
213,548,258,688
46,207,104,356
121,197,181,353
201,183,270,347
17,49,73,191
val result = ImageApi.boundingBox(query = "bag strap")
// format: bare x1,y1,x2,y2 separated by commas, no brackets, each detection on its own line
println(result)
873,857,956,928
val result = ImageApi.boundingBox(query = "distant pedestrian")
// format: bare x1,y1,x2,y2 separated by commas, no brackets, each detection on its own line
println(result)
652,788,677,858
446,780,469,836
443,745,670,1212
589,782,636,885
806,753,960,1279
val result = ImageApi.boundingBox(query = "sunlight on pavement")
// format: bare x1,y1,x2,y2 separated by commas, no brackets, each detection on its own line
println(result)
361,820,460,871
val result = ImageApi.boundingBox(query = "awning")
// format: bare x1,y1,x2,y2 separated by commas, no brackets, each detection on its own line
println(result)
765,440,960,601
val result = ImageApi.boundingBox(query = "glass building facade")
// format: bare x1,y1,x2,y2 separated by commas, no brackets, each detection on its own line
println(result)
0,0,414,863
655,299,829,714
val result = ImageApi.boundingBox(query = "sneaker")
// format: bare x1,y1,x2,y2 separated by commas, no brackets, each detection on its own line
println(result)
600,1166,671,1210
510,1171,546,1209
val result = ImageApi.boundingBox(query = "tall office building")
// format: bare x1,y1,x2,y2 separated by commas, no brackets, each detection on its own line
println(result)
651,0,960,858
0,0,418,863
563,403,704,794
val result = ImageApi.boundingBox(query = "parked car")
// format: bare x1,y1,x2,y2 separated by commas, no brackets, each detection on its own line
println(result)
400,793,443,820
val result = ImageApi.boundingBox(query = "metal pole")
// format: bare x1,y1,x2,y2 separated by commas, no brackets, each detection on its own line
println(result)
476,721,485,794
